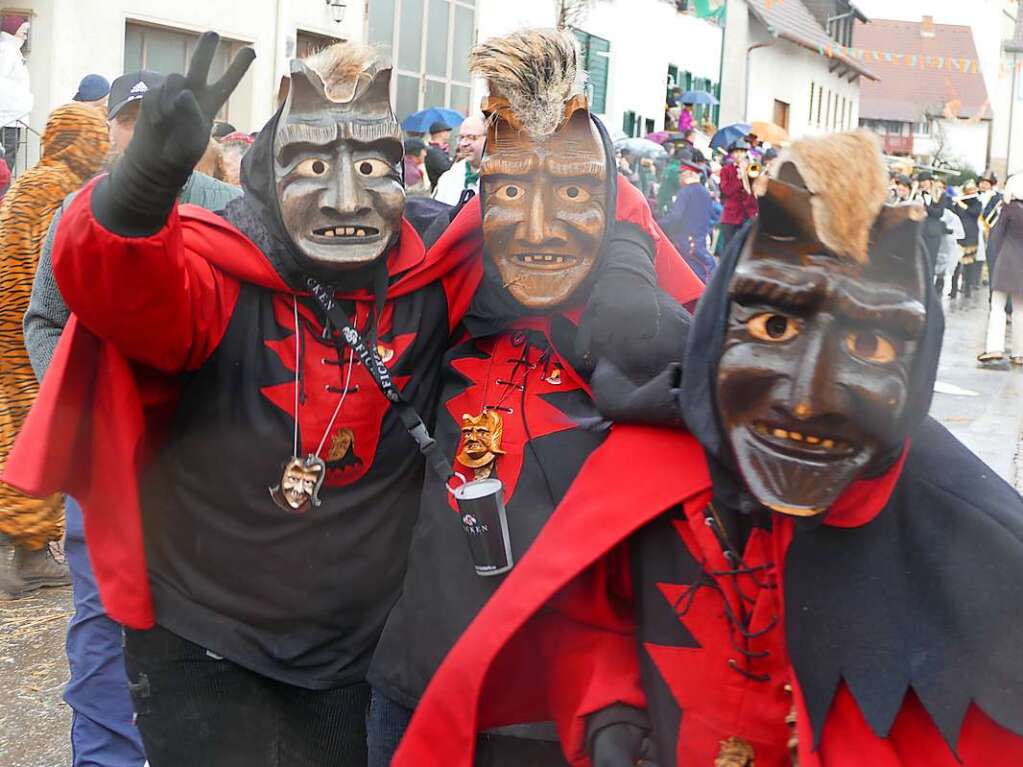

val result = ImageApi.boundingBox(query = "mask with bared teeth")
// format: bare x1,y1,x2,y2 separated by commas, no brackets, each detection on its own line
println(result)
715,131,932,516
274,43,405,274
471,29,609,309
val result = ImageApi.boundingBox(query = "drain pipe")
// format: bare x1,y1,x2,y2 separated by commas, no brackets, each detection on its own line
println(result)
744,40,775,122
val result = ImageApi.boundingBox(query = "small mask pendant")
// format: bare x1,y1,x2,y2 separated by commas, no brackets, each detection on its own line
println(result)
457,410,507,481
715,736,755,767
270,455,326,514
376,343,394,363
545,366,563,386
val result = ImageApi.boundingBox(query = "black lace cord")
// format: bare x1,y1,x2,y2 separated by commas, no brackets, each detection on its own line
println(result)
700,507,781,681
519,338,559,510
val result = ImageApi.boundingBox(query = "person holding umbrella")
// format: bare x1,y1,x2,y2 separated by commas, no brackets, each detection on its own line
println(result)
425,120,453,187
718,138,758,254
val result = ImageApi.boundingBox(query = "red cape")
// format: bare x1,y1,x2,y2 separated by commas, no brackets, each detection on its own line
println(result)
390,445,916,767
2,185,477,628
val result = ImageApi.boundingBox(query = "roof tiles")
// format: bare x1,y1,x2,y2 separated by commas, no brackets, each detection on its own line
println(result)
854,18,990,122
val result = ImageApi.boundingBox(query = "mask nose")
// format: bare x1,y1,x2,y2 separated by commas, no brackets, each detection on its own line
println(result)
324,153,372,217
787,326,848,421
520,187,567,247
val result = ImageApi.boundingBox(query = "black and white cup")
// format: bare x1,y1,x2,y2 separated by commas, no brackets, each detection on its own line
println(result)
453,478,513,577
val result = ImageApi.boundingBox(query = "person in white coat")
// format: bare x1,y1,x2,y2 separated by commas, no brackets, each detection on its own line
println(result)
0,17,33,170
433,114,485,206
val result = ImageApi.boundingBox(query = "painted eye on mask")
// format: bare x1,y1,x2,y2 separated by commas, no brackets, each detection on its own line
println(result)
747,313,801,343
294,158,331,177
556,184,592,203
355,159,393,178
493,184,524,202
845,332,897,364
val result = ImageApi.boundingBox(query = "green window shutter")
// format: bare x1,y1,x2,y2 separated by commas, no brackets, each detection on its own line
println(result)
573,28,610,114
623,110,636,137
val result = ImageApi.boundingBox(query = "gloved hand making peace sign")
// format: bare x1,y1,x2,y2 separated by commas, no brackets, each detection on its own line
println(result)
92,32,255,237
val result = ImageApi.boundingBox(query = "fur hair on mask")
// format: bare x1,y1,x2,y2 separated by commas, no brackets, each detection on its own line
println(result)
773,130,888,264
470,28,587,138
303,40,383,103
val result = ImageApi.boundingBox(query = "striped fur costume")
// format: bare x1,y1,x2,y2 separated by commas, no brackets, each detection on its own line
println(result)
0,103,108,548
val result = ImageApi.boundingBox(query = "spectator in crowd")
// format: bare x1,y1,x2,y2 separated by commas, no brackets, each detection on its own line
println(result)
0,154,9,201
212,120,237,140
433,113,485,205
195,137,227,181
679,102,694,133
71,74,110,111
402,138,429,194
980,174,1023,368
660,160,716,281
950,181,983,300
0,15,32,171
0,104,109,600
892,173,913,203
424,120,453,187
717,139,758,254
928,180,964,297
914,170,934,202
218,131,254,186
23,68,241,767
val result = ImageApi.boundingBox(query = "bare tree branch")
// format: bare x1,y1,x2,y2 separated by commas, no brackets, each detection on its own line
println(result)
556,0,595,29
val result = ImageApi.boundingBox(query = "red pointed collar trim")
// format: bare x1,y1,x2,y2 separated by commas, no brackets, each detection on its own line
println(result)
823,441,910,528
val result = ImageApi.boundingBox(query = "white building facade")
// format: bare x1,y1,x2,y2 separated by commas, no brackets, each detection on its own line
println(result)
718,0,870,140
7,0,360,147
7,0,723,165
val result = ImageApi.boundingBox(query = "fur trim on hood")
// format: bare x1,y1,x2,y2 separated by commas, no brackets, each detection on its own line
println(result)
772,130,888,263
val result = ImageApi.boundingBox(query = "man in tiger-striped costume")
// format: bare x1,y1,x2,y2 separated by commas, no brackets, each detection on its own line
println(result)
0,103,109,595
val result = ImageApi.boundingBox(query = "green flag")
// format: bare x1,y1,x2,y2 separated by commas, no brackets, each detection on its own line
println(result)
692,0,726,21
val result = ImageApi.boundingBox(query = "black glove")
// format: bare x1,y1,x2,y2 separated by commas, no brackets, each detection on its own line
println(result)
576,221,661,368
591,359,684,427
589,720,660,767
92,32,255,236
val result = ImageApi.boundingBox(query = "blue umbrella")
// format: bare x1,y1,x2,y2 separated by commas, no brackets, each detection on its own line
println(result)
710,122,752,152
401,107,465,133
680,90,718,106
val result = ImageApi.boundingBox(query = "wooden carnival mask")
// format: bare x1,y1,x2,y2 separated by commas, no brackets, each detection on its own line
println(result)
479,94,608,309
270,456,326,514
274,49,405,273
457,410,507,480
716,151,928,517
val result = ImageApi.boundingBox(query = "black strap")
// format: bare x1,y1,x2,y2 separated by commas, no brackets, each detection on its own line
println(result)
305,277,454,483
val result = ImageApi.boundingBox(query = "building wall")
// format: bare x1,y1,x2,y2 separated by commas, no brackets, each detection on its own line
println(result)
473,0,723,135
746,39,861,139
13,0,721,163
16,0,358,145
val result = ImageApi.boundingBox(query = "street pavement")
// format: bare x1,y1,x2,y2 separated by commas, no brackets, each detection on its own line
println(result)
929,294,1023,487
1,291,1022,767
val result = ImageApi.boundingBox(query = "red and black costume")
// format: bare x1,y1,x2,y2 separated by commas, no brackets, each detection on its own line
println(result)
389,164,1023,767
3,59,480,697
368,181,701,715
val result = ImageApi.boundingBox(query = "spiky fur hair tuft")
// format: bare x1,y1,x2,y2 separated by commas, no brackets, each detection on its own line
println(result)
775,130,889,264
470,28,587,138
304,40,382,103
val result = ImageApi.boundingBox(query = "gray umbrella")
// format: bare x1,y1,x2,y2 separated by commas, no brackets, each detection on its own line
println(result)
615,137,668,160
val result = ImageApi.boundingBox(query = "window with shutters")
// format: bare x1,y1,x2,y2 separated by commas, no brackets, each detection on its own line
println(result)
623,110,637,137
572,28,610,115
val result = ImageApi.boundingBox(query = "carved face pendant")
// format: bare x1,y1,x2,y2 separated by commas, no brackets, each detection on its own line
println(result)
270,455,326,514
456,410,507,480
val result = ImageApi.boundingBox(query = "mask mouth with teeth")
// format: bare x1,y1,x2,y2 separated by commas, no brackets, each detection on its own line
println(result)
714,132,930,516
471,30,609,310
274,45,405,275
